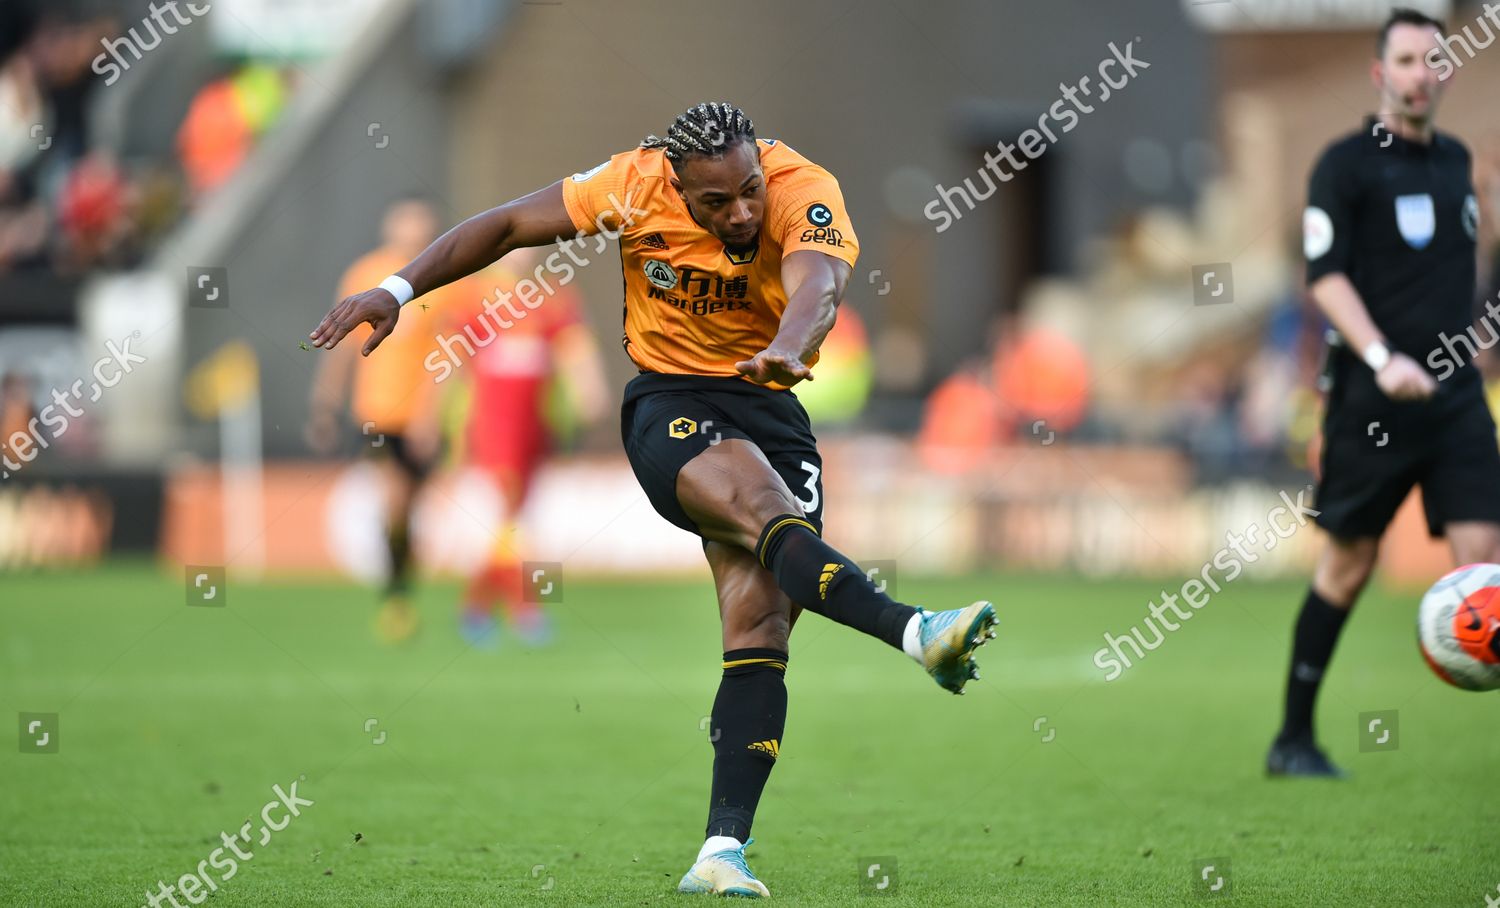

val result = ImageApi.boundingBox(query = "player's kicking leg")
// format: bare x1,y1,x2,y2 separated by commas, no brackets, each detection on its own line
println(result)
672,441,996,897
677,437,998,694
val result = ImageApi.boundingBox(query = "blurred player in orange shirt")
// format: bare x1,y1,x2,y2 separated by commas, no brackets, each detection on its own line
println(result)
307,196,474,642
449,249,606,646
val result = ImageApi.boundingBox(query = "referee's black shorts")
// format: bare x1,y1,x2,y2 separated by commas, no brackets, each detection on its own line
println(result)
620,373,824,537
1316,360,1500,539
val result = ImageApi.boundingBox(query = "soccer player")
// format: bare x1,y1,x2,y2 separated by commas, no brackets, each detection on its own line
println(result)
308,102,998,897
307,196,472,643
1269,9,1500,777
453,249,608,646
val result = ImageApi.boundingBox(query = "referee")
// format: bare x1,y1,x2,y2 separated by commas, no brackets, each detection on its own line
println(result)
1269,8,1500,777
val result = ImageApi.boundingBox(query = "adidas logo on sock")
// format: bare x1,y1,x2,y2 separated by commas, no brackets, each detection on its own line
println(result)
818,562,843,600
747,739,779,759
641,232,669,250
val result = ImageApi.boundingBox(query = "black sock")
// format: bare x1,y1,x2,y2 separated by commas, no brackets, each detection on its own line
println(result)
705,649,788,842
386,520,411,597
755,516,918,650
1277,587,1351,745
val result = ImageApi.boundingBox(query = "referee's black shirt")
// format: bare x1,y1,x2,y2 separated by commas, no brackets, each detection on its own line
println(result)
1304,116,1480,389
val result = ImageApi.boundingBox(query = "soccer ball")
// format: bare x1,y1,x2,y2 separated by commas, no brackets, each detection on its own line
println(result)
1417,563,1500,691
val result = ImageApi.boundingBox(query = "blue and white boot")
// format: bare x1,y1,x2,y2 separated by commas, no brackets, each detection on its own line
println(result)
677,837,770,898
911,601,998,694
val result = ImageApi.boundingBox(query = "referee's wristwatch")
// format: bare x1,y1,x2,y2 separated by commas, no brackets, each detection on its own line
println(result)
1362,340,1391,373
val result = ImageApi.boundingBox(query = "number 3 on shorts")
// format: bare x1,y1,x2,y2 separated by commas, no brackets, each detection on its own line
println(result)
794,460,821,514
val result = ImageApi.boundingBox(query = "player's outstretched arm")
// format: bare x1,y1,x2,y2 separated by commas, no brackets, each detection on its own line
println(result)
1310,272,1435,401
736,250,851,386
309,181,578,355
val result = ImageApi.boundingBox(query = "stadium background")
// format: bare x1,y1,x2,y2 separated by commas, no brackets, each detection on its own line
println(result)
7,0,1499,580
4,1,1500,905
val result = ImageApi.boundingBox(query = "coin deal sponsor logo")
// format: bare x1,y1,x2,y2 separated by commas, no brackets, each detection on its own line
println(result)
800,226,845,247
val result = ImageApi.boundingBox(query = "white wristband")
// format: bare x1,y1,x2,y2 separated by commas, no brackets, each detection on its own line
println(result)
378,275,415,306
1362,340,1391,372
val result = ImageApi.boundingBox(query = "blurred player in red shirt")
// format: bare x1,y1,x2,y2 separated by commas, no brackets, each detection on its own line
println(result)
450,248,606,645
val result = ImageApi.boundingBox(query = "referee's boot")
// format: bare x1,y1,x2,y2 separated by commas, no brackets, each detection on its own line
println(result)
1266,734,1346,779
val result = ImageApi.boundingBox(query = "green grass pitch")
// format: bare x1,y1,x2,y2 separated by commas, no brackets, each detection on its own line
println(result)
2,563,1497,905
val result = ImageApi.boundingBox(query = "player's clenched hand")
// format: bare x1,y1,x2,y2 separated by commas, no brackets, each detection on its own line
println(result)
1375,352,1437,401
736,346,814,386
309,288,400,355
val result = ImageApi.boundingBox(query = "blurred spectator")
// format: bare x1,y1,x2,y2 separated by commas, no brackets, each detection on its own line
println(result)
0,29,51,271
918,361,1001,474
178,63,288,196
794,305,873,426
0,10,127,269
1236,294,1304,461
56,151,134,270
917,321,1091,472
992,326,1090,440
0,4,38,64
1,371,36,446
0,46,48,177
0,11,291,284
28,14,115,166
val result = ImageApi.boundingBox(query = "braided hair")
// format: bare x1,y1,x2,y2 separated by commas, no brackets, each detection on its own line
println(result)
641,102,756,163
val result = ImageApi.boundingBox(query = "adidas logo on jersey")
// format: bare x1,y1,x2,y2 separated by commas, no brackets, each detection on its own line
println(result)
818,562,843,600
747,739,779,759
640,232,669,250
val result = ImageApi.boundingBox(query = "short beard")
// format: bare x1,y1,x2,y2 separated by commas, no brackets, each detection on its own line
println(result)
724,232,759,253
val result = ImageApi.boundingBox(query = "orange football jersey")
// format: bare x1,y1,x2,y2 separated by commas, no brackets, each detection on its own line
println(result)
339,247,475,432
561,139,858,388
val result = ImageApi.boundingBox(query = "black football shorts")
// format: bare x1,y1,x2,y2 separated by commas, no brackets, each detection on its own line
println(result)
1316,359,1500,539
620,373,824,537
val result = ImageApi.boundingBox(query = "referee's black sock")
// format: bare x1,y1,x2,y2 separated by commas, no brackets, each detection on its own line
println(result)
755,515,919,651
1276,587,1351,745
704,649,788,843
